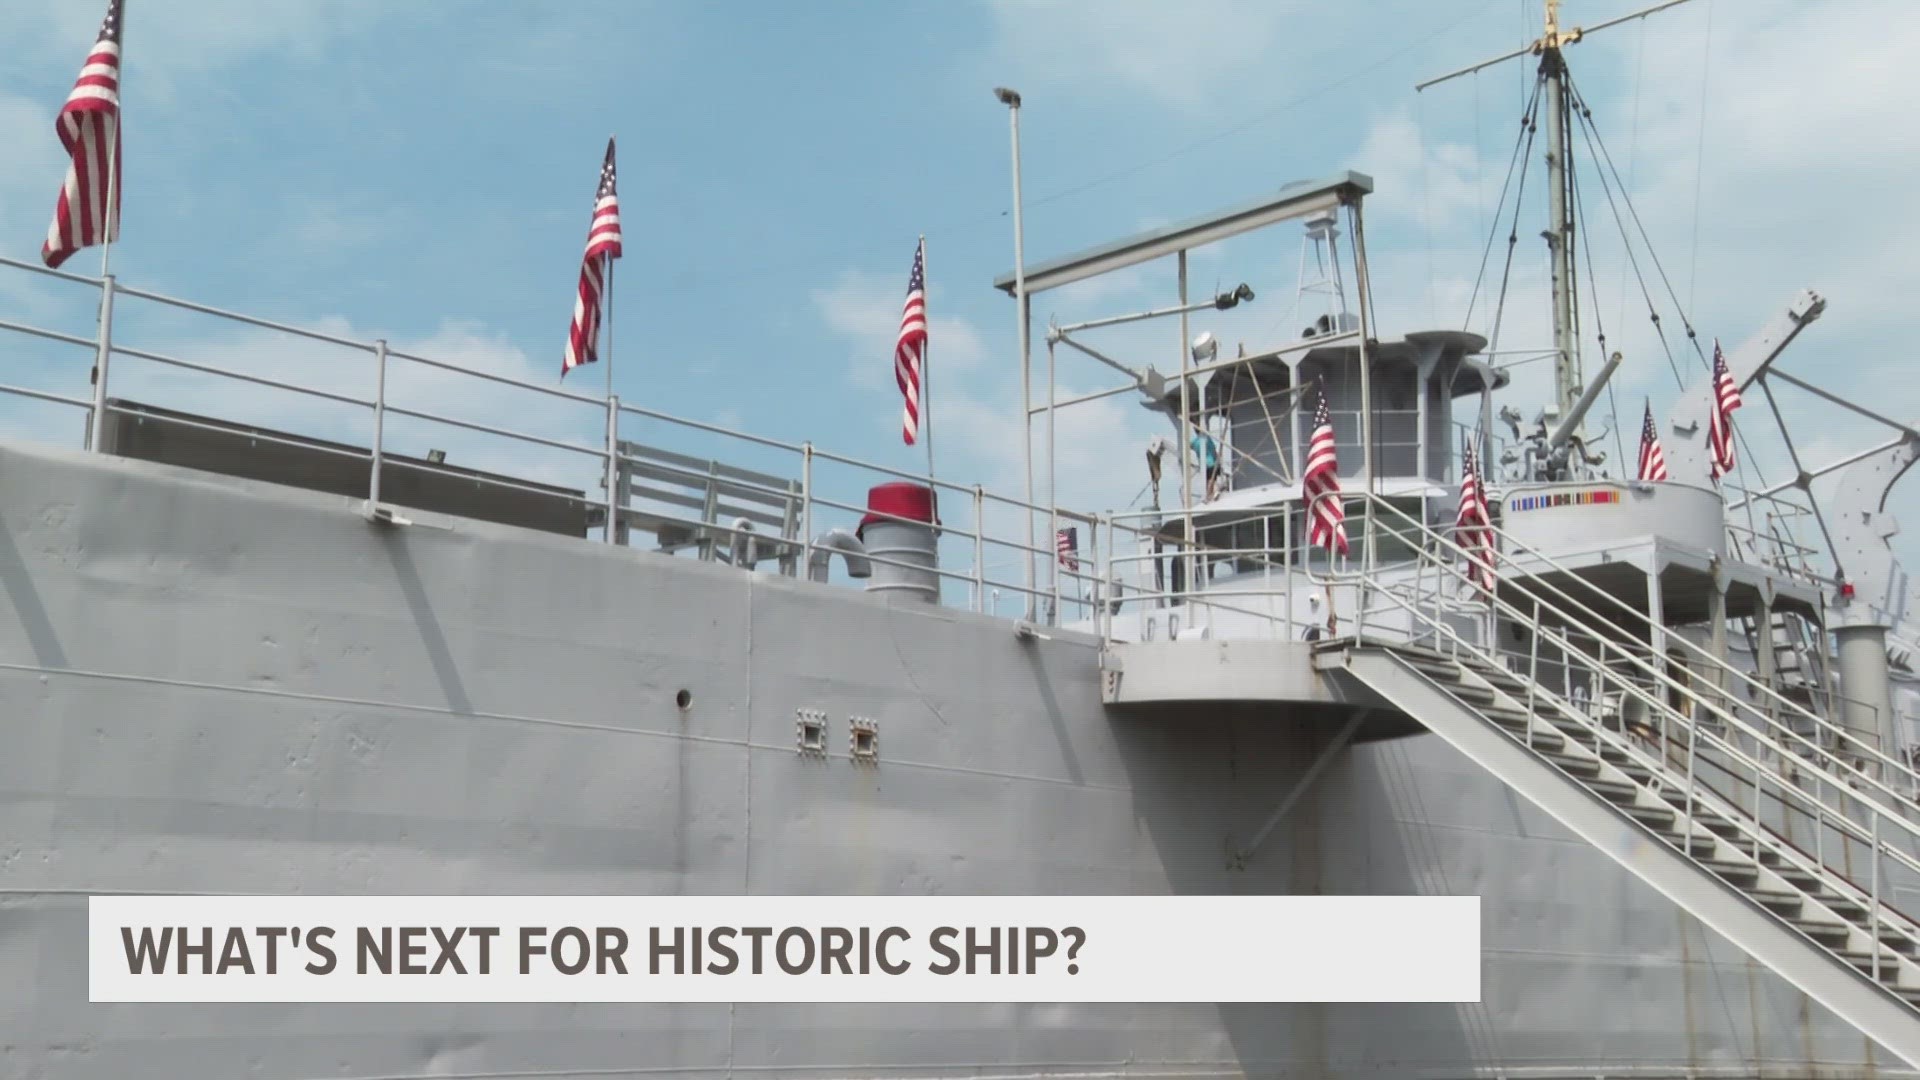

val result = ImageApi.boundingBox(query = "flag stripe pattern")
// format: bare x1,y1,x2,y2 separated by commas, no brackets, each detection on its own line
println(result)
42,0,123,270
1056,527,1078,572
1637,400,1670,481
1303,391,1348,555
1456,441,1496,592
896,240,927,445
1707,339,1742,481
562,139,623,378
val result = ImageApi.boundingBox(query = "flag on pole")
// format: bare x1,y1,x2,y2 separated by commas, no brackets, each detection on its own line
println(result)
1637,399,1670,481
895,239,927,445
562,138,622,379
1303,389,1348,555
1456,440,1496,592
1706,338,1743,481
42,0,123,270
1056,526,1078,572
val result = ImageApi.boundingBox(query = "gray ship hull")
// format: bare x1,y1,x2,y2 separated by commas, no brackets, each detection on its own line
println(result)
0,440,1902,1079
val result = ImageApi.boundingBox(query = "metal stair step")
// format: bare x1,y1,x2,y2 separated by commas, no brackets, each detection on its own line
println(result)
1538,752,1603,778
1582,777,1640,802
1622,802,1678,829
1452,684,1500,707
1402,657,1465,683
1481,709,1567,751
1746,888,1806,916
1699,859,1763,886
1840,951,1904,980
1792,919,1854,947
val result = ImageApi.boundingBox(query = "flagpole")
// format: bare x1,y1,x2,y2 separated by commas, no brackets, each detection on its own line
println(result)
88,0,123,454
604,251,614,400
920,234,934,488
99,0,121,281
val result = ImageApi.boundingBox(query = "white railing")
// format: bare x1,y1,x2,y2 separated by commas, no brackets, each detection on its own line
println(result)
0,256,1121,626
1301,490,1920,975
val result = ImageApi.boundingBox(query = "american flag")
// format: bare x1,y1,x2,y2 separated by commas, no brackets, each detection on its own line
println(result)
1707,338,1743,481
1637,399,1670,481
41,0,123,270
1056,526,1078,572
1456,441,1496,592
562,138,623,379
895,239,927,445
1303,390,1348,555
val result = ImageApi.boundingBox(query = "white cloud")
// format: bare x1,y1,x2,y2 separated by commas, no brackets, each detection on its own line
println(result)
982,0,1320,110
810,270,988,392
4,0,403,106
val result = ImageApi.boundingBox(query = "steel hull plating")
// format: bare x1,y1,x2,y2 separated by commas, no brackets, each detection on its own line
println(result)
0,441,1902,1079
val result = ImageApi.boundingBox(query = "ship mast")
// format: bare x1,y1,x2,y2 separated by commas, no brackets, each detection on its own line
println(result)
1540,0,1582,425
1419,0,1696,435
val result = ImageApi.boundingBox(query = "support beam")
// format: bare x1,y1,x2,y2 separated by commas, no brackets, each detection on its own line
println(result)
1231,709,1368,867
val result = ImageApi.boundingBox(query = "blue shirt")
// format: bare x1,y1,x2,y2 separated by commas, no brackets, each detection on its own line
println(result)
1190,432,1219,469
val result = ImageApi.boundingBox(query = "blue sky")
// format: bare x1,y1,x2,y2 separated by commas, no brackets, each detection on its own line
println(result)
2,0,1916,579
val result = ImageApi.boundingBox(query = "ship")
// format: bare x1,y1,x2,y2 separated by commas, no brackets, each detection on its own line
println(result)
5,0,1920,1077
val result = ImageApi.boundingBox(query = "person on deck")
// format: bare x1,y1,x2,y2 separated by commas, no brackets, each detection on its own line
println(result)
1191,427,1223,502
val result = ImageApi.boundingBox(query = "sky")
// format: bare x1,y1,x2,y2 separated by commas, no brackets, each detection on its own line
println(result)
1,0,1915,588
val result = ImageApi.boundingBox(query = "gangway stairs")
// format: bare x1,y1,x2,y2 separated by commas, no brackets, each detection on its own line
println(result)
1318,628,1920,1068
1294,492,1920,1067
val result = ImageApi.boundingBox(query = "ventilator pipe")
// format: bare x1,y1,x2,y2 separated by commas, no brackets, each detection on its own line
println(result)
807,528,872,582
727,518,757,568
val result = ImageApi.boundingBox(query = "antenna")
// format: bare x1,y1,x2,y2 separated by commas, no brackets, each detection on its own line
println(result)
1296,208,1353,336
1416,0,1697,431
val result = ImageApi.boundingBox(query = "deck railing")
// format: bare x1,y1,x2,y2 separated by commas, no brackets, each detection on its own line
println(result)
0,256,1146,625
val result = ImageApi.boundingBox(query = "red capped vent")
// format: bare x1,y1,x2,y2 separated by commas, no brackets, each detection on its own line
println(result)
857,481,939,539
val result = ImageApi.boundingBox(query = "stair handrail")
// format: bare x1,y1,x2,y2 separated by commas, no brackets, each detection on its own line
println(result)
1524,620,1920,948
1346,488,1920,804
1472,501,1910,791
1305,510,1920,957
1326,545,1920,964
1305,490,1920,876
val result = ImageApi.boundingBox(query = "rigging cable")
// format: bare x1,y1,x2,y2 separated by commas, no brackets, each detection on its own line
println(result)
1565,84,1686,391
1461,72,1545,335
1688,0,1716,313
1565,72,1709,370
1568,72,1775,533
1616,14,1648,335
1566,110,1628,471
1480,79,1545,368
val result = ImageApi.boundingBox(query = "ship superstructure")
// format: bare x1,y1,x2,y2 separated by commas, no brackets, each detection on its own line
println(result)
4,1,1920,1078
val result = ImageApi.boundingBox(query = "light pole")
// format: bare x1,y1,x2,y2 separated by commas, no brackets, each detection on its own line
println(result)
995,85,1035,619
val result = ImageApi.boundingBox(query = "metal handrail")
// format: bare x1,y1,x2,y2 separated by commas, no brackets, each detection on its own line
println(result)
1303,490,1920,889
1456,496,1920,795
0,261,1141,628
1303,509,1920,965
1340,489,1920,810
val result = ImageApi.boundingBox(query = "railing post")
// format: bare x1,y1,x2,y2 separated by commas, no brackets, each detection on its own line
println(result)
802,443,815,579
1872,810,1883,979
604,394,620,545
1685,710,1698,845
367,338,388,510
972,484,985,613
87,274,116,453
1815,780,1826,875
1526,599,1541,741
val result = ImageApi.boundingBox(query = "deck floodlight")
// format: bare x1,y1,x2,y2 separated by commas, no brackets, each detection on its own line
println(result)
1191,332,1218,363
994,86,1021,107
1213,282,1255,310
427,449,446,464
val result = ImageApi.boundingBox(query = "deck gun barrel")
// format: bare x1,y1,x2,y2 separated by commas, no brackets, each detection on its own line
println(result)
1546,350,1624,451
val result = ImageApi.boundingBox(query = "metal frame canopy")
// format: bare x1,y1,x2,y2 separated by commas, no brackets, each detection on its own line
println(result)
992,170,1375,297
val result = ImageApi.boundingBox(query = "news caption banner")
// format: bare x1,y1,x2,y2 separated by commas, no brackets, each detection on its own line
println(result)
92,895,1480,1003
